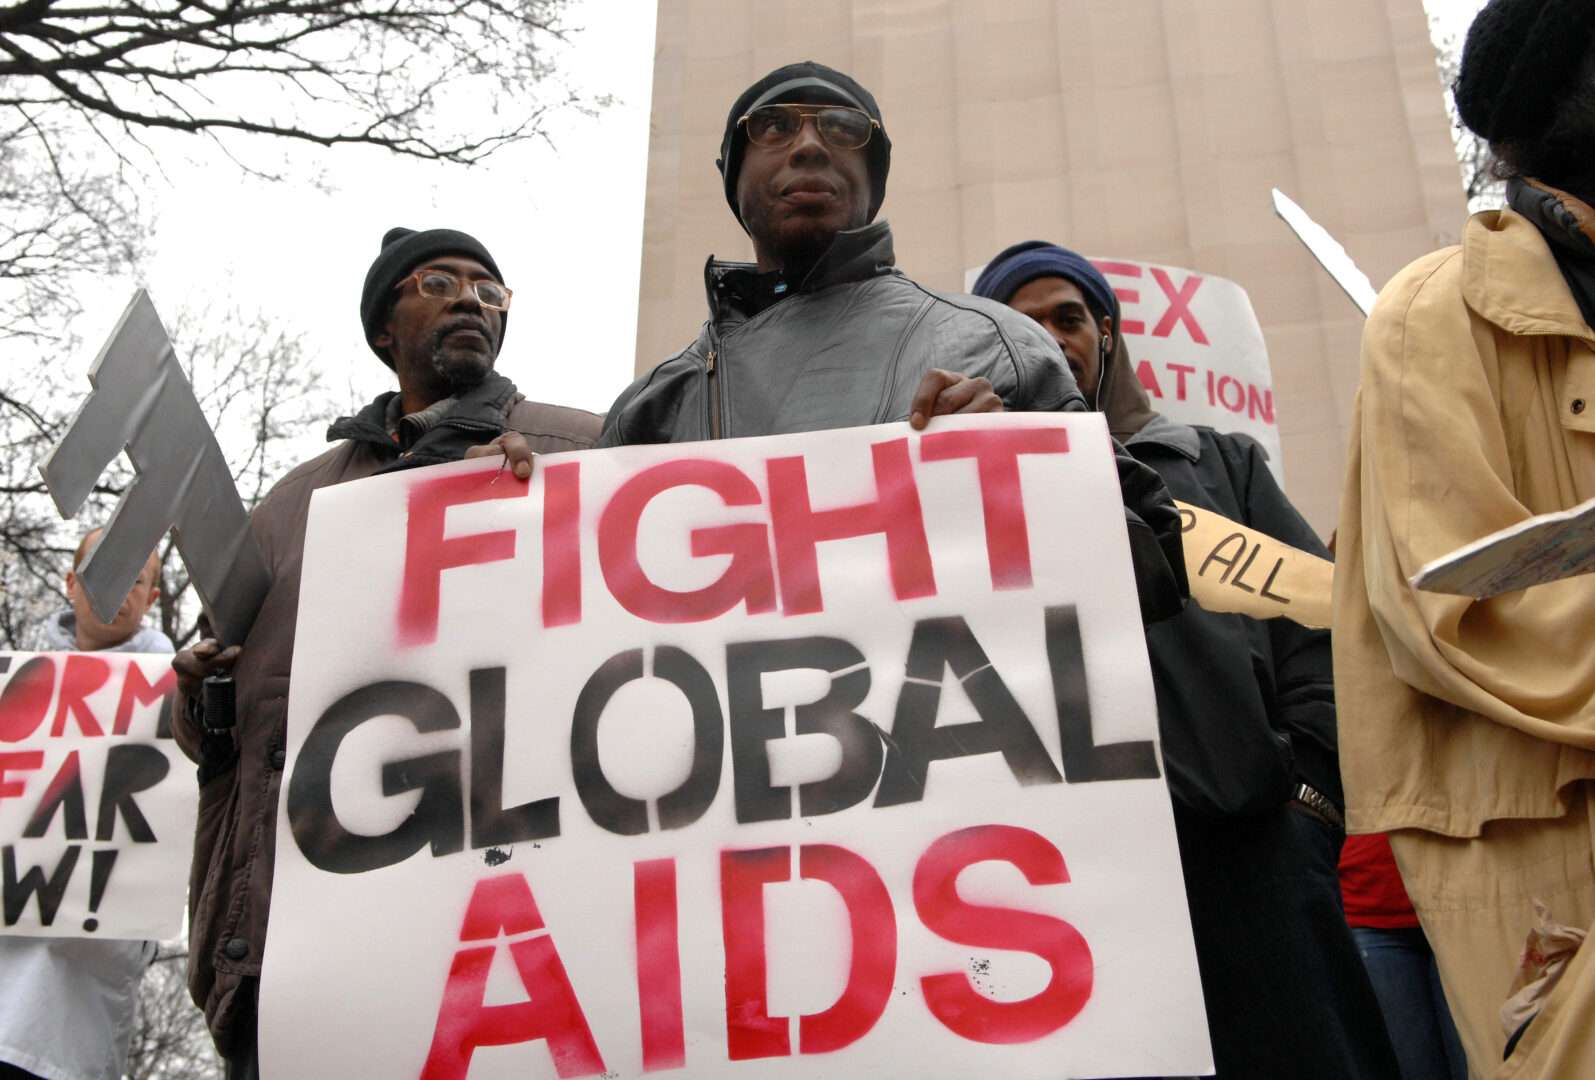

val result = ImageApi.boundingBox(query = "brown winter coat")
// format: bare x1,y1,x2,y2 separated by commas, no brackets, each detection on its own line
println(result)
171,387,599,1053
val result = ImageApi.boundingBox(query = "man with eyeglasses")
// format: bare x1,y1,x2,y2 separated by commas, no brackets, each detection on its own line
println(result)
583,60,1186,622
166,226,600,1076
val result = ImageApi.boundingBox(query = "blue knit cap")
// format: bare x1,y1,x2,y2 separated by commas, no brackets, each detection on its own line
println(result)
971,241,1117,324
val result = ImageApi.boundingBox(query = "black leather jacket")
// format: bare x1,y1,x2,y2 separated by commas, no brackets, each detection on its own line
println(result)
600,221,1186,622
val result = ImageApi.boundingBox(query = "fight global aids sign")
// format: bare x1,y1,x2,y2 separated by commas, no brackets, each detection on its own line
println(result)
260,414,1211,1079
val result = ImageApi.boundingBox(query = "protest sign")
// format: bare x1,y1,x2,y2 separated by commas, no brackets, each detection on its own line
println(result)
0,652,193,940
1176,500,1334,628
966,258,1285,484
260,414,1210,1080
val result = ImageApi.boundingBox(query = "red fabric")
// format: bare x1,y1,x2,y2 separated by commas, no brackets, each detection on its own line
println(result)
1338,833,1420,929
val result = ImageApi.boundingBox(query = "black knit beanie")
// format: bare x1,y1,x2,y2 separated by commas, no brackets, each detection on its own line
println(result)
1454,0,1595,143
716,61,891,229
359,227,506,367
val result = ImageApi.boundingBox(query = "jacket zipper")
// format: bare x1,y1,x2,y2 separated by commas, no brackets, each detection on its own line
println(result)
706,348,722,440
437,417,502,435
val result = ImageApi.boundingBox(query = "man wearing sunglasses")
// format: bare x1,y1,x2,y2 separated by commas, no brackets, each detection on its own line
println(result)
166,226,600,1076
588,60,1186,623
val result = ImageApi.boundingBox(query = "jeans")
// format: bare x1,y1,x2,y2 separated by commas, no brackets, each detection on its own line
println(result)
1353,925,1468,1080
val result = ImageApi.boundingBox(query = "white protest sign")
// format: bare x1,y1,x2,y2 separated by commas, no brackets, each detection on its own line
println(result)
966,257,1285,484
0,652,193,939
260,414,1210,1080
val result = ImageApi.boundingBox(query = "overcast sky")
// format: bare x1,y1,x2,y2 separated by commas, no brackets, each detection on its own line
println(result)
59,0,1486,439
67,0,657,423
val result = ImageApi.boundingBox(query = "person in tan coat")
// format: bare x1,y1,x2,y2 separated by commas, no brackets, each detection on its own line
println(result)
1335,1,1595,1074
169,226,601,1077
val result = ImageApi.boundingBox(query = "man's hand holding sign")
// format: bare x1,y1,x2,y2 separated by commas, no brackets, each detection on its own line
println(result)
260,413,1210,1079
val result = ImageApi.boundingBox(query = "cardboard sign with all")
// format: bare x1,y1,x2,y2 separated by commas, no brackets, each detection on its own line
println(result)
1176,500,1334,628
0,652,193,940
259,414,1210,1079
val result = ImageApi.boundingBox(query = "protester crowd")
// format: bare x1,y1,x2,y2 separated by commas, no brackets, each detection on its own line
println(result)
3,0,1593,1076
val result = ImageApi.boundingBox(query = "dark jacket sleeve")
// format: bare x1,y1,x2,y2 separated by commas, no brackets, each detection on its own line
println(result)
1221,435,1341,810
170,681,204,764
597,377,645,448
599,351,704,448
1117,442,1189,625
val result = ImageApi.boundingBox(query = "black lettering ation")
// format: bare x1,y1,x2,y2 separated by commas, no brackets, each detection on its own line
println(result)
874,616,1062,807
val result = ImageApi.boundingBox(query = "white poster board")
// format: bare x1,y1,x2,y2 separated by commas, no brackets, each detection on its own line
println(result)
0,652,194,939
261,415,1210,1079
965,257,1285,484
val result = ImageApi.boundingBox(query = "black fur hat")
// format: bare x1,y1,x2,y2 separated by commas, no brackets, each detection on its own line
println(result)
1455,0,1595,143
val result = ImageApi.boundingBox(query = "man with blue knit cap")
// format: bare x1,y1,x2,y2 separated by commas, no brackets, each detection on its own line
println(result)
598,61,1188,624
166,226,600,1075
976,242,1399,1080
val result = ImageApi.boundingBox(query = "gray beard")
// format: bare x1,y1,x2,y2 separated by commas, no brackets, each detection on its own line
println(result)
430,350,491,393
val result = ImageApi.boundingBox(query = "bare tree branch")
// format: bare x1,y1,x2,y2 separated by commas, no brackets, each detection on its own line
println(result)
1431,16,1507,213
126,936,223,1079
0,0,589,168
0,0,599,663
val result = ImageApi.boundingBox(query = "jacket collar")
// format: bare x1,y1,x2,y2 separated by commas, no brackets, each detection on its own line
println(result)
704,219,898,320
326,372,521,471
1463,197,1595,345
1507,177,1595,332
1123,412,1201,461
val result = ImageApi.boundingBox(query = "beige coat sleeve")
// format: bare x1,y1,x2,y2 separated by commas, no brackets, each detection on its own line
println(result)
1358,251,1595,747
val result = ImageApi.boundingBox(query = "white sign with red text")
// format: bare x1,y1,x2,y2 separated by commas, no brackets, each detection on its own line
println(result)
0,652,192,939
260,415,1210,1080
967,258,1285,483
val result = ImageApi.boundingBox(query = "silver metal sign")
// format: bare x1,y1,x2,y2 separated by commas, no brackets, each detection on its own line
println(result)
40,290,270,645
1271,188,1379,317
